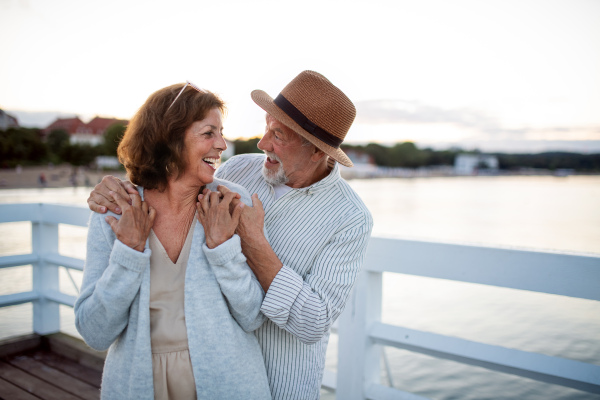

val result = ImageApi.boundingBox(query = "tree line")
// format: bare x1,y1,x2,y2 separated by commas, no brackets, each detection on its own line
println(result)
2,128,599,172
340,142,600,172
0,125,125,169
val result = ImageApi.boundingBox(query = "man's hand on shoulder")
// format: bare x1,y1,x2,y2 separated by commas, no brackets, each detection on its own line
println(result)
87,176,137,214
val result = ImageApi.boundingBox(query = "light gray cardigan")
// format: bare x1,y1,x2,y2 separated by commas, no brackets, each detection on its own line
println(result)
74,179,271,399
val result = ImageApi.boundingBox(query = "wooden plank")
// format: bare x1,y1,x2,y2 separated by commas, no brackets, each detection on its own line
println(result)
43,333,106,372
0,360,80,400
0,335,41,358
8,354,99,400
35,351,102,388
0,377,40,400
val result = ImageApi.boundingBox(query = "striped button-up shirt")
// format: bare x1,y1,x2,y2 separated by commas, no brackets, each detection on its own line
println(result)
216,154,373,400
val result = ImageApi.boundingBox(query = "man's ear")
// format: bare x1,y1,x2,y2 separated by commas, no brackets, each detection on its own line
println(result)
310,148,327,162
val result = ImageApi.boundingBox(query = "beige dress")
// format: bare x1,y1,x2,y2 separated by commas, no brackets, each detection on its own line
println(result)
149,224,197,400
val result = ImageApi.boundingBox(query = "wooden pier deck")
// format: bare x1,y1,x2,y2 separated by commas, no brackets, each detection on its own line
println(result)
0,333,105,400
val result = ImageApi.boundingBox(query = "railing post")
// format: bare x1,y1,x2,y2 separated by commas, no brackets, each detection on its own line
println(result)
31,208,60,335
337,269,383,399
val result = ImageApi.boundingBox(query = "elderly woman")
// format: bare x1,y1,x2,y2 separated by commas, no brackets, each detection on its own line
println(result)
74,83,270,399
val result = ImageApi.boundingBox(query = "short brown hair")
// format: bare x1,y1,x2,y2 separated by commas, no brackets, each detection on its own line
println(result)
118,84,225,190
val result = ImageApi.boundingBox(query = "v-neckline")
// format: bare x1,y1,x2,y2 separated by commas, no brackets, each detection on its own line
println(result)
149,220,195,266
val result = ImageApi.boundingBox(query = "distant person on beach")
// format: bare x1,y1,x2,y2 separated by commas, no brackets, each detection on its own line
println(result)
88,70,373,399
75,83,271,399
38,173,47,187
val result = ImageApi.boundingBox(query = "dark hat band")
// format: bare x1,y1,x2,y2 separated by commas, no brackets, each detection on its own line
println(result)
274,94,343,148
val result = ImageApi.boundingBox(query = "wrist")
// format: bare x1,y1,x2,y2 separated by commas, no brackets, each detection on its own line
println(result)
206,234,231,249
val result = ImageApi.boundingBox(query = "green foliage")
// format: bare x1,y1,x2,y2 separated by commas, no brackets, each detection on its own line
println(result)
495,152,600,172
0,127,48,167
344,142,460,168
61,143,101,167
233,137,262,155
103,123,126,156
47,129,70,155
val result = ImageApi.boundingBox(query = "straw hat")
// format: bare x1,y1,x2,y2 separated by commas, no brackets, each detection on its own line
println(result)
251,70,356,167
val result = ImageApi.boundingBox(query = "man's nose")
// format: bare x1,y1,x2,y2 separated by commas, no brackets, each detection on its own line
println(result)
257,131,271,151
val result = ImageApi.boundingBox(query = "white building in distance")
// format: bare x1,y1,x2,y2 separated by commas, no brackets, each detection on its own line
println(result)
454,154,499,175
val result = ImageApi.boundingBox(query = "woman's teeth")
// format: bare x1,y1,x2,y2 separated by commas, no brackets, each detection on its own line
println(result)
203,158,219,168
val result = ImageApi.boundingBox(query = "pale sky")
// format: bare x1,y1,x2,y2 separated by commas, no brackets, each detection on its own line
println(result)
1,0,599,152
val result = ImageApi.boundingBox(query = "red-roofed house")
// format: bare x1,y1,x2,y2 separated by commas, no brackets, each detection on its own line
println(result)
70,116,128,145
42,116,128,146
42,117,88,136
86,117,128,136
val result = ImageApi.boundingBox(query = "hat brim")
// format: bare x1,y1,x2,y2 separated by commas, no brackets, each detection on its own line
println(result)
251,90,353,168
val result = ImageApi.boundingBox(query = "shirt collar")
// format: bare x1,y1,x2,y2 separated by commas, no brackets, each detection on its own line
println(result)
297,161,341,195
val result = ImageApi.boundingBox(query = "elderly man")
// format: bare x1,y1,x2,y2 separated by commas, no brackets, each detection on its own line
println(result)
88,70,373,399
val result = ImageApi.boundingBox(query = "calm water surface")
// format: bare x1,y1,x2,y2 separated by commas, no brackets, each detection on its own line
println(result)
1,176,599,400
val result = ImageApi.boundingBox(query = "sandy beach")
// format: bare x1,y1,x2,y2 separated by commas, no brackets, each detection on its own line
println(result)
0,165,127,189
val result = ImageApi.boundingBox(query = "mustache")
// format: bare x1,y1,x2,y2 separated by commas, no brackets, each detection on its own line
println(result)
264,151,282,163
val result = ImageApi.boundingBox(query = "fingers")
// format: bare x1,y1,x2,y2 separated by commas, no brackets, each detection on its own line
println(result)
231,202,244,225
208,190,221,207
148,206,157,225
110,190,134,210
88,188,121,214
217,185,241,199
102,176,131,200
123,181,138,195
217,185,232,195
89,176,131,214
105,215,118,232
88,199,107,214
220,191,239,208
129,192,142,208
251,193,264,211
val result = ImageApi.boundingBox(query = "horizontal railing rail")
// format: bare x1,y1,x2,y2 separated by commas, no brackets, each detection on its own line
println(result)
0,203,599,399
335,237,600,399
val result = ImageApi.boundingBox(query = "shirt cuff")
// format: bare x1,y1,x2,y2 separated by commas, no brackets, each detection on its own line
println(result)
260,265,303,326
109,238,151,273
202,234,242,266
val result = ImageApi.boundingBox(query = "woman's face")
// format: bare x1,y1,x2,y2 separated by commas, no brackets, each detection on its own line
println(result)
181,108,226,185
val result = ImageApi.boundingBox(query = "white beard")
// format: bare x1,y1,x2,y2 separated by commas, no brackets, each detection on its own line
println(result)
261,152,289,186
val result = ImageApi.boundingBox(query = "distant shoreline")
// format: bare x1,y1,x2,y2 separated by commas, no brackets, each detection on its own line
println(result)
0,165,127,190
1,165,597,190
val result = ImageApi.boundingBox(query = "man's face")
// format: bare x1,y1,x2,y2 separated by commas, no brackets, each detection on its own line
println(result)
257,114,315,188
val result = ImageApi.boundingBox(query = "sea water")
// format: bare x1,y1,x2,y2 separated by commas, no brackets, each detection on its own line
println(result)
0,176,599,399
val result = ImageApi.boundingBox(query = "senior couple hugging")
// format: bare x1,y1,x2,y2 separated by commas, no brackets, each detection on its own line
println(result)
75,70,373,399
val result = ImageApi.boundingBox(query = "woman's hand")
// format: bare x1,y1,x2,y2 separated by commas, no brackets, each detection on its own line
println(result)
105,191,156,252
197,188,244,249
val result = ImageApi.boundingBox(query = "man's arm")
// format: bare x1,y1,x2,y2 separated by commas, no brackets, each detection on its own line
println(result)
231,192,282,291
87,176,137,214
219,185,373,344
260,219,371,344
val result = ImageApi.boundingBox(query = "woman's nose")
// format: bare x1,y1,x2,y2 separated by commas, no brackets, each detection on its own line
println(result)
216,134,227,151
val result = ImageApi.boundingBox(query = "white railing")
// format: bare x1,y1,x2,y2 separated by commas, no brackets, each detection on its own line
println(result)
1,203,599,399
